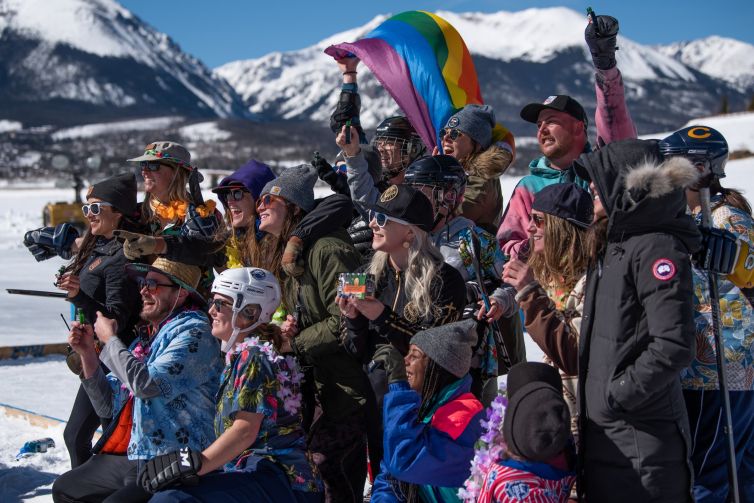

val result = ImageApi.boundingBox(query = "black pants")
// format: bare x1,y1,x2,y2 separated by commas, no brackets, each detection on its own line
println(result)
64,384,102,468
52,453,151,503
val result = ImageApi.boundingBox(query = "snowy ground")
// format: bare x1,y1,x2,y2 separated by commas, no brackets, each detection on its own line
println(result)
0,149,752,501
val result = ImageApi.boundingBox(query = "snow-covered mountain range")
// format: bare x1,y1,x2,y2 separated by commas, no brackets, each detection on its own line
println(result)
216,7,754,134
0,0,248,126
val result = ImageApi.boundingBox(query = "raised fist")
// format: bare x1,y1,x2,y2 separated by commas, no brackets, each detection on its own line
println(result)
585,14,619,70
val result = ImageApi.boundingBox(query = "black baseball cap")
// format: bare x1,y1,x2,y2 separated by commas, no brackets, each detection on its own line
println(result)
371,184,435,232
532,183,593,228
520,95,588,127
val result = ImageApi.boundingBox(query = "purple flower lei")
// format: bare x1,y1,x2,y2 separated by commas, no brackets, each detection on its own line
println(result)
230,337,305,416
458,380,508,502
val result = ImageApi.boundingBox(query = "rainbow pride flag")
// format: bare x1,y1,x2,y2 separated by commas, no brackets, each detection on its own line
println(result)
325,10,487,151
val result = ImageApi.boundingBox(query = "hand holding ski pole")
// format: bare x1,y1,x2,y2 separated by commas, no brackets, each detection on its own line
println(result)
56,273,81,298
477,297,503,322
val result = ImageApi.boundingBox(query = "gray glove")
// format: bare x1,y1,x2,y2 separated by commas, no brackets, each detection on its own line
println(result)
585,15,619,70
23,223,79,261
371,344,407,384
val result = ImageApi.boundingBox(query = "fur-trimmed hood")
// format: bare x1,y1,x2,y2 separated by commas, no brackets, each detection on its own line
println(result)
574,138,701,251
465,144,513,180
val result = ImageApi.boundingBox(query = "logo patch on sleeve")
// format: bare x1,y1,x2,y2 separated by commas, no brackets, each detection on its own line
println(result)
652,258,676,281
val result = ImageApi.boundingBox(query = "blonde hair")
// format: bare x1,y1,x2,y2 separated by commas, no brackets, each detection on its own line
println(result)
140,165,190,224
368,225,445,322
528,212,590,291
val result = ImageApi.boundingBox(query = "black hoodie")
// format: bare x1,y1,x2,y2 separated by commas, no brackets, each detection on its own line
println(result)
573,139,700,503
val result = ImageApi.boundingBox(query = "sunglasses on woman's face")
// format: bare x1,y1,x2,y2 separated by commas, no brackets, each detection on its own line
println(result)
209,298,233,311
532,213,545,227
82,202,113,217
368,209,411,228
137,277,179,293
140,161,167,172
257,193,285,209
440,128,463,141
219,188,249,206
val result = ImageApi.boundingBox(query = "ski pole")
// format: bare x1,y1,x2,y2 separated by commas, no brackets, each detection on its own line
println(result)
700,186,740,503
469,228,513,369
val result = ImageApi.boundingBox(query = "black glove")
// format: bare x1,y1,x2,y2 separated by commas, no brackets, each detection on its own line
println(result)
371,344,407,384
330,90,363,134
585,14,619,70
694,226,739,275
139,448,202,493
23,223,79,261
347,216,373,254
312,152,350,196
181,204,219,239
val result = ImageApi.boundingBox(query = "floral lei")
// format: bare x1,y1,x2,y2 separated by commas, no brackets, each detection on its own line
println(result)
150,198,216,221
458,381,508,502
229,336,304,415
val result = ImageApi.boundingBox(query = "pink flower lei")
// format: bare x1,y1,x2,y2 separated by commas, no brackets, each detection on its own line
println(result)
230,337,305,416
458,381,508,502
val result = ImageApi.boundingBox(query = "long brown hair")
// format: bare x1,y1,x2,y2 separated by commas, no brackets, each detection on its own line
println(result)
711,178,752,216
254,322,284,353
527,213,590,291
248,200,304,283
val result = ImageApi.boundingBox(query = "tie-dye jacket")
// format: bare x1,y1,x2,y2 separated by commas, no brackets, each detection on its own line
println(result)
496,67,637,259
682,198,754,391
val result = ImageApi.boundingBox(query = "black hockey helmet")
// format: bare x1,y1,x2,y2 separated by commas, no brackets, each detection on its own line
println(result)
405,155,467,212
372,116,426,174
658,125,729,178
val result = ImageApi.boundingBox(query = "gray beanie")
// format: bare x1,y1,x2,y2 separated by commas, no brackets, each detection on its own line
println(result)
410,318,478,378
260,164,318,213
445,104,496,149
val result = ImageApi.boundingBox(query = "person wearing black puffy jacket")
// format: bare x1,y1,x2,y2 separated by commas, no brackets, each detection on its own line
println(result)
43,174,143,468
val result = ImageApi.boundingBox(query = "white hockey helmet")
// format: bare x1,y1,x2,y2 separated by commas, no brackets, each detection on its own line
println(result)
210,267,281,351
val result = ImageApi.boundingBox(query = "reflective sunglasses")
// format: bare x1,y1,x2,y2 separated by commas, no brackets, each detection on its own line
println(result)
139,161,169,172
532,213,545,227
219,188,249,206
440,128,463,141
81,202,113,217
257,193,286,209
368,209,411,228
137,277,179,293
209,298,233,311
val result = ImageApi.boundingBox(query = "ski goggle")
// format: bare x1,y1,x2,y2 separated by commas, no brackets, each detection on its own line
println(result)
81,202,113,216
136,277,179,293
368,210,411,228
440,128,464,141
257,194,286,209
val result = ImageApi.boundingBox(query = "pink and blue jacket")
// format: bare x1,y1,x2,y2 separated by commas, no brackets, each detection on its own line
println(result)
496,67,637,258
371,375,484,503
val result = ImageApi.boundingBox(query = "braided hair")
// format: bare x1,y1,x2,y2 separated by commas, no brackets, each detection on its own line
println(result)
397,359,459,502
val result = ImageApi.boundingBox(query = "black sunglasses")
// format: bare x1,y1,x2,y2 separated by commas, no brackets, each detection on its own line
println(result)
140,161,170,172
137,277,179,292
440,128,463,141
209,298,233,311
82,202,113,217
219,188,249,205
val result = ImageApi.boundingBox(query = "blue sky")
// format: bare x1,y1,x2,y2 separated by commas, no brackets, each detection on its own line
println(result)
120,0,754,68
